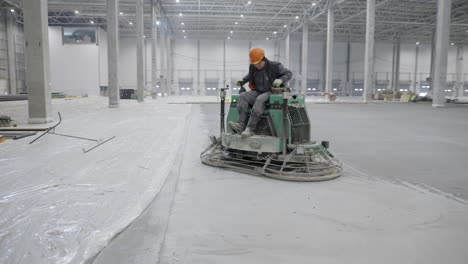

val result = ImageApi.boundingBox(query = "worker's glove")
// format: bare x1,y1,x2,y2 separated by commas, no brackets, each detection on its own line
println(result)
236,79,245,86
273,79,283,88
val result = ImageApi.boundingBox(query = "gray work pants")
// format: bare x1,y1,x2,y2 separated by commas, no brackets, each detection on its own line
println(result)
237,90,271,130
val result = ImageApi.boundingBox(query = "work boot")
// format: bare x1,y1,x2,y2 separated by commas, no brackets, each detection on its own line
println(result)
241,128,254,138
228,121,245,134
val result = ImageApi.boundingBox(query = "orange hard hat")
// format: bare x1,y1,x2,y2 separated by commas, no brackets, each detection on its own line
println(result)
249,47,265,65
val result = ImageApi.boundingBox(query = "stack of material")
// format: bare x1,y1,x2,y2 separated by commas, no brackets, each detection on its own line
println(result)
52,92,66,98
0,95,28,101
120,89,136,99
0,116,17,127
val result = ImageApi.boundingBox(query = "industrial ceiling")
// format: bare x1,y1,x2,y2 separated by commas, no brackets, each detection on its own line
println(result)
1,0,468,44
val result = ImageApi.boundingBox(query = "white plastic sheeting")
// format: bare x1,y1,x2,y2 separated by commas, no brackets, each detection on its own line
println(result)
0,98,191,263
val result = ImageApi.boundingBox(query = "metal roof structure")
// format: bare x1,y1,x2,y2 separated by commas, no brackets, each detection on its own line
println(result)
1,0,468,44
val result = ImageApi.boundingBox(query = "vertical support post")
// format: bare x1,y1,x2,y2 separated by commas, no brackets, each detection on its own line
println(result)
166,34,171,95
325,8,334,93
277,38,281,62
223,39,226,87
322,41,327,92
170,37,175,95
455,46,464,98
136,0,145,102
197,40,201,95
274,39,279,61
298,43,302,92
346,41,351,96
24,0,53,123
391,43,396,91
107,0,119,107
429,29,436,94
6,11,17,95
151,0,158,99
392,38,400,92
159,25,166,96
413,45,419,93
363,0,375,102
432,0,451,107
285,29,290,69
248,41,252,51
301,21,308,95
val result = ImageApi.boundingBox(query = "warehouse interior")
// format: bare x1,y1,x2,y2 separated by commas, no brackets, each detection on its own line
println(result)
1,0,468,263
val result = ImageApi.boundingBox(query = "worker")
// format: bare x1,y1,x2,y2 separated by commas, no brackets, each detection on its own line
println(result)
229,46,292,138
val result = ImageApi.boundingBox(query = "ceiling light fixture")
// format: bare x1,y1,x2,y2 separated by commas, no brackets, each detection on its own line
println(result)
182,30,186,32
451,42,455,45
90,21,95,24
74,10,79,14
179,13,183,16
415,41,419,45
181,22,185,25
266,37,269,40
240,14,244,18
129,22,133,25
235,21,238,25
273,31,277,34
11,9,15,13
120,12,123,15
227,36,231,39
176,0,179,2
247,1,252,5
295,16,299,19
312,2,316,6
230,30,233,34
156,20,160,25
184,36,187,39
284,24,287,28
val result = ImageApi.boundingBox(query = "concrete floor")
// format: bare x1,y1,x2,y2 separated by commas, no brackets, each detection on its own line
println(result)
97,101,468,264
1,98,468,263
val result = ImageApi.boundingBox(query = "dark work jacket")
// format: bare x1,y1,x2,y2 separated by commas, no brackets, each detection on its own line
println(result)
242,58,292,93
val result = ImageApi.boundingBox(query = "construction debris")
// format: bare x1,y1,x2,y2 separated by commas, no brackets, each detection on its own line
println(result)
0,116,17,127
29,112,115,153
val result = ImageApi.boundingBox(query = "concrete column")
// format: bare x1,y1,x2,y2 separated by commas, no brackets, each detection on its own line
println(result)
346,41,351,96
170,37,175,95
136,0,145,102
391,43,396,91
159,26,166,96
432,0,451,107
24,0,53,123
321,41,327,91
392,38,400,92
298,43,302,92
363,0,375,102
151,0,158,98
301,22,308,95
197,40,201,95
274,39,279,61
413,46,419,93
325,8,334,93
429,29,436,94
107,0,120,107
6,11,17,95
455,46,464,98
248,41,252,51
166,34,171,95
223,40,226,87
285,30,290,69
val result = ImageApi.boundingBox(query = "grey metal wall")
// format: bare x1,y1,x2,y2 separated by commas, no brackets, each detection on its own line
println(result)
0,11,25,95
0,13,7,94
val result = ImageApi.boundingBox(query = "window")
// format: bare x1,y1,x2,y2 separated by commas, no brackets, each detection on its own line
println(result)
63,27,97,45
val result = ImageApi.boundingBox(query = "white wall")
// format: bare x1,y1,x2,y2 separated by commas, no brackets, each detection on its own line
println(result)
48,26,100,96
48,27,468,96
